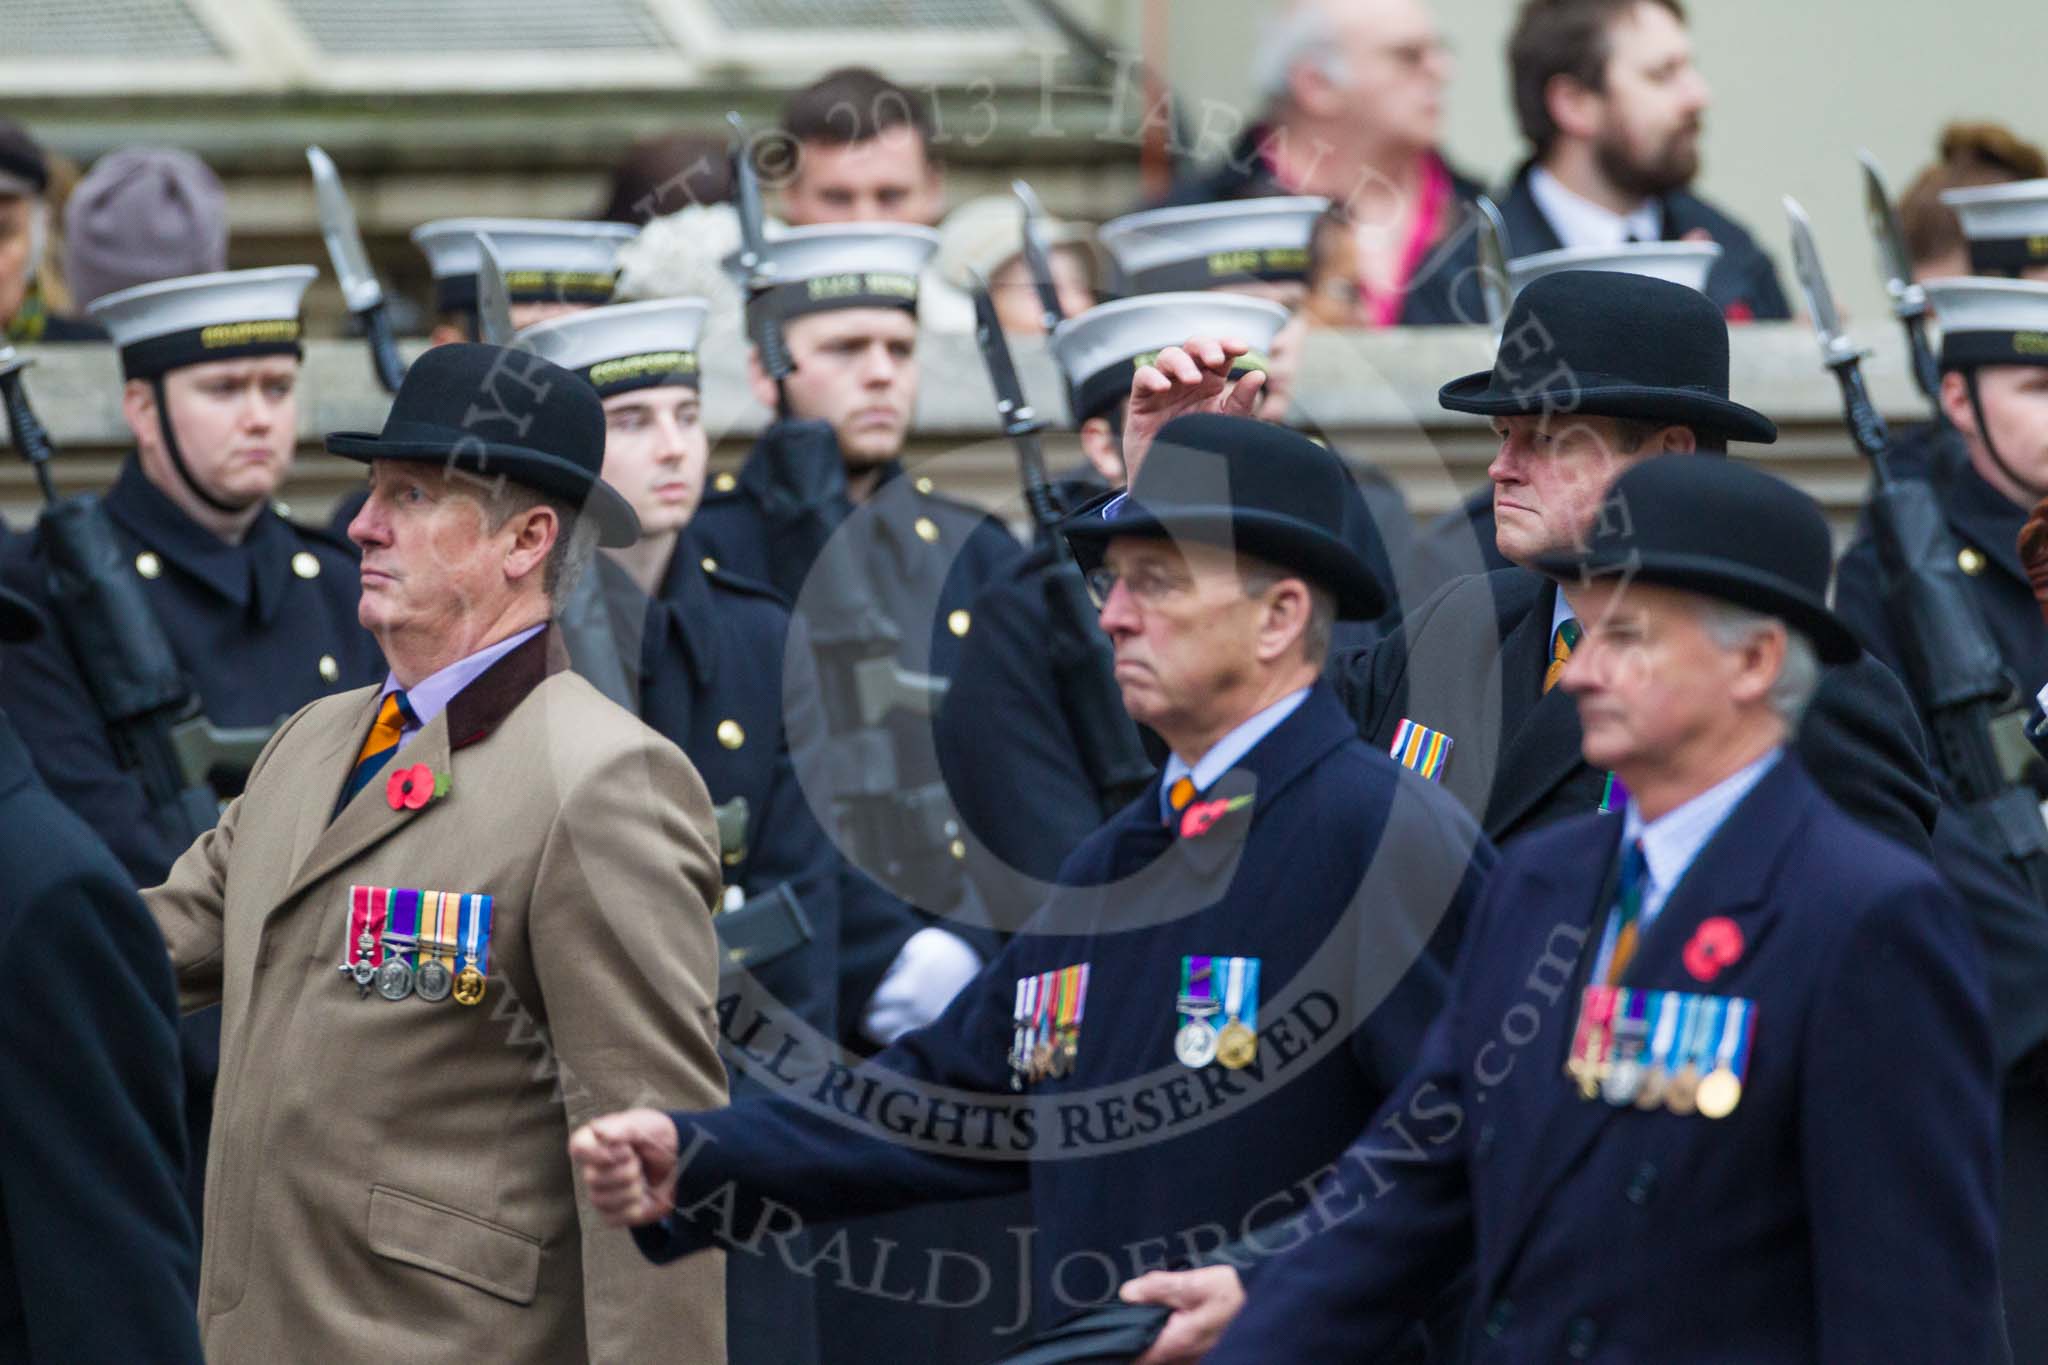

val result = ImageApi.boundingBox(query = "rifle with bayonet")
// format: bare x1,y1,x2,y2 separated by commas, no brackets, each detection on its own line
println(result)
1784,197,2048,905
728,113,794,412
1013,180,1068,339
1857,151,1946,413
1473,194,1514,334
0,345,273,848
967,268,1153,817
307,146,408,394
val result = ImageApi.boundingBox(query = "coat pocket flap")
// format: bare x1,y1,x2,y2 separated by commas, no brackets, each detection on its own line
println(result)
367,1184,541,1305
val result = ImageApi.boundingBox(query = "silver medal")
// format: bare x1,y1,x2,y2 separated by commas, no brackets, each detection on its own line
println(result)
375,957,416,1001
1603,1058,1643,1106
1174,1018,1219,1068
416,958,454,1002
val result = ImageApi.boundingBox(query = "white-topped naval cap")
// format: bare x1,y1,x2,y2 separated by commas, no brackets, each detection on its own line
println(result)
88,264,316,348
411,218,639,282
1924,276,2048,370
1940,180,2048,272
1050,291,1291,420
515,298,710,392
722,222,940,290
1097,196,1330,293
1506,241,1721,300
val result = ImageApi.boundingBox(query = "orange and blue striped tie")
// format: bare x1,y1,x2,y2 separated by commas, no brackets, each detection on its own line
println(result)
1543,618,1582,694
336,690,417,813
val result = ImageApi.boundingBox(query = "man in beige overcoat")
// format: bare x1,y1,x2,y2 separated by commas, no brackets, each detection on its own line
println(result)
146,341,729,1362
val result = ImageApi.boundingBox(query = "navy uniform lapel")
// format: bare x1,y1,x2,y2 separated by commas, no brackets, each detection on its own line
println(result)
1486,756,1809,1283
1941,457,2029,587
1481,582,1589,839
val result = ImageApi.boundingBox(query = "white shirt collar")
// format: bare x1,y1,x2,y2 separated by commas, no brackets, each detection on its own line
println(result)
1159,687,1311,820
1529,165,1663,251
1619,747,1782,928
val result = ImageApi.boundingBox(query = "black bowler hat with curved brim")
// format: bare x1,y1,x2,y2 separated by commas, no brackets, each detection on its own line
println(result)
1060,412,1387,620
1439,270,1779,447
326,342,641,547
1535,454,1860,663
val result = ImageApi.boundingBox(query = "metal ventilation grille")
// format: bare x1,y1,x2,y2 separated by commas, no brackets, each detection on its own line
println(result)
705,0,1034,30
0,0,223,58
280,0,677,54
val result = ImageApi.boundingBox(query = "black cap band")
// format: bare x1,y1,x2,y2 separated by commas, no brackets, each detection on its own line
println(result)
119,319,304,380
1941,328,2048,372
581,350,701,397
747,270,920,331
1118,248,1312,294
1967,236,2048,276
431,270,619,315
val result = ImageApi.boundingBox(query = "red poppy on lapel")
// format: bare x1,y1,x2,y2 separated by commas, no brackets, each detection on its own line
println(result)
1683,916,1745,983
1180,793,1253,839
386,763,445,811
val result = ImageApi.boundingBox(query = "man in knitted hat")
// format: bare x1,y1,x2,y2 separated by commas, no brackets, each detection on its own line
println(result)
1127,456,1998,1363
143,341,730,1361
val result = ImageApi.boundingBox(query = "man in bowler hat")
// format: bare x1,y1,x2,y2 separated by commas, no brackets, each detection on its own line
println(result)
1127,457,1999,1362
570,413,1492,1349
142,344,730,1362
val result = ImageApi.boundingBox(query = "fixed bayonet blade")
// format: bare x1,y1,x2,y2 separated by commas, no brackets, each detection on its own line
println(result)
1858,149,1929,319
966,268,1044,440
1474,194,1513,329
1784,196,1862,368
1012,179,1066,334
474,233,514,347
307,146,383,314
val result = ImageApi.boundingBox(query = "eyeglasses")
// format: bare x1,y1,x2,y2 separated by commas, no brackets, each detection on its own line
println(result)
1083,561,1193,610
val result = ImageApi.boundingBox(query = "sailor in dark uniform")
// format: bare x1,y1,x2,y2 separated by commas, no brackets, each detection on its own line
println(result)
1131,456,1999,1365
571,414,1492,1354
1410,242,1729,598
0,265,383,1237
519,296,864,1365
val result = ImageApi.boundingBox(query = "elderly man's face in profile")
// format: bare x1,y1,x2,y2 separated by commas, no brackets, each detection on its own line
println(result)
347,463,539,646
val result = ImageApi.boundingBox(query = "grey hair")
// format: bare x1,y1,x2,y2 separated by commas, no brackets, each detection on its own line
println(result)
1240,556,1336,665
476,482,599,609
1251,2,1350,105
1696,600,1820,727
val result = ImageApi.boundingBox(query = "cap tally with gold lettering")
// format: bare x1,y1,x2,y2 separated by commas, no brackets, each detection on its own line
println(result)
1096,196,1329,295
1924,277,2048,370
1941,180,2048,277
1049,292,1290,423
1506,241,1721,302
412,218,637,315
517,298,709,397
724,223,939,328
89,265,315,381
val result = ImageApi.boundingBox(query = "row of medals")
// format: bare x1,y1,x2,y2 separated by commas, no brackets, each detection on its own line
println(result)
1175,1000,1256,1070
341,929,486,1006
1570,1020,1743,1119
1014,1026,1079,1086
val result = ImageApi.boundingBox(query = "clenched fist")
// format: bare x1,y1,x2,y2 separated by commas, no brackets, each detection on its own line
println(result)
2020,495,2048,626
568,1109,684,1227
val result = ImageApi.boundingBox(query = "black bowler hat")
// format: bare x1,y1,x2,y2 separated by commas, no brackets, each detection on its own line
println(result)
327,342,640,547
1060,413,1386,619
1439,271,1778,446
1536,455,1859,663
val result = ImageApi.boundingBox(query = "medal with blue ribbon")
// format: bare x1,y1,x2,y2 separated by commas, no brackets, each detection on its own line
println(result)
452,892,494,1006
1215,957,1260,1069
1694,997,1755,1119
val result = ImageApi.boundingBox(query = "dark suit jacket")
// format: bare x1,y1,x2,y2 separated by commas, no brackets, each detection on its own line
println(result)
1209,755,1998,1363
1487,160,1792,323
635,684,1493,1335
0,712,202,1364
1332,569,1940,856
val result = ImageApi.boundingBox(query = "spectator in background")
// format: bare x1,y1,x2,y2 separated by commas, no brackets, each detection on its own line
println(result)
931,193,1096,334
1901,122,2047,283
64,147,227,310
779,66,946,227
0,119,103,342
597,131,732,225
1156,0,1484,327
1494,0,1789,320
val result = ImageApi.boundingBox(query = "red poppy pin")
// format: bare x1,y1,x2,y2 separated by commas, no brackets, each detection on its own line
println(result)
386,763,449,811
1180,793,1254,839
1682,916,1744,983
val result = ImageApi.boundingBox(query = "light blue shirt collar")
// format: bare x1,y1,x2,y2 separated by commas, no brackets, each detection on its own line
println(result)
381,623,547,755
1618,747,1783,930
1159,687,1311,821
1529,165,1664,250
1550,588,1577,651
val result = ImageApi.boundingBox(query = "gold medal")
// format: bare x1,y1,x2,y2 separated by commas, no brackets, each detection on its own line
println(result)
1031,1040,1054,1080
1633,1067,1667,1110
453,966,486,1006
1665,1064,1700,1115
1695,1067,1741,1119
1216,1020,1257,1069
